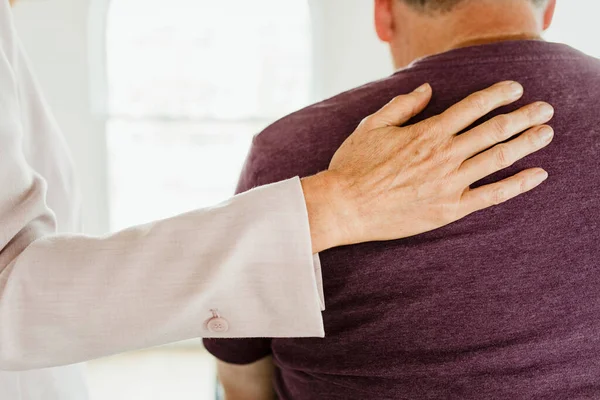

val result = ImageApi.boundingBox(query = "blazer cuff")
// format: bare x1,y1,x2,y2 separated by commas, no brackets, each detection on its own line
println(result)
201,176,326,338
291,178,325,311
313,253,326,311
291,176,325,311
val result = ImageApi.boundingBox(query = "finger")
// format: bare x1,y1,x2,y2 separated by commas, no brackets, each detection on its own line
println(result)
453,101,554,160
433,81,525,135
459,168,548,217
364,83,433,129
459,125,554,185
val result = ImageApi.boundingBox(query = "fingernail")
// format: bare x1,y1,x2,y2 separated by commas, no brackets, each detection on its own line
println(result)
538,126,554,143
507,81,524,98
532,170,549,185
537,103,555,120
414,83,430,93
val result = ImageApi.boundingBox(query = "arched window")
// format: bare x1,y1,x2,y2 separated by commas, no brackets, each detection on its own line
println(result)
105,0,312,231
86,1,311,398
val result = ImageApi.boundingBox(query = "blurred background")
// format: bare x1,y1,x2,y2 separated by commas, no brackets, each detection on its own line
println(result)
9,0,600,399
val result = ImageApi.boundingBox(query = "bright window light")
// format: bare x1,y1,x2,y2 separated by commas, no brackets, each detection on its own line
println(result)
545,2,600,58
89,1,311,399
105,0,311,232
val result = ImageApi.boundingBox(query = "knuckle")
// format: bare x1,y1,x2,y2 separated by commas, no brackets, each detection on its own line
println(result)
494,144,513,168
469,93,489,114
391,95,408,107
491,187,508,205
435,150,453,166
490,115,511,141
519,177,529,194
433,142,454,164
360,116,375,130
410,121,428,137
419,116,441,135
391,97,415,117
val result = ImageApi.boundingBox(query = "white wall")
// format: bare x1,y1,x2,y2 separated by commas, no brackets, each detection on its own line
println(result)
544,2,600,59
308,0,393,101
12,0,109,235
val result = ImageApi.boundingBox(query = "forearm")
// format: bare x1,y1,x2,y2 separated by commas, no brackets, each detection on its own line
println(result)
218,358,275,400
301,171,350,254
0,178,324,371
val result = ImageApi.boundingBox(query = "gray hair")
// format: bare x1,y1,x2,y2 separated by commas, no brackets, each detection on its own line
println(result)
400,0,548,12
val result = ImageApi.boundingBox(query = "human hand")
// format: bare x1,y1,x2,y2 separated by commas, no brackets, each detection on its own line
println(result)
302,81,554,253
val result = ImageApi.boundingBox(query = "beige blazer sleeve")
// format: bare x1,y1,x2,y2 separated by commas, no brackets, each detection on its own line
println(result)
0,1,324,372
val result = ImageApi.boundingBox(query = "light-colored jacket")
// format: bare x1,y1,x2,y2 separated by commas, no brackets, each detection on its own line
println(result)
0,2,324,399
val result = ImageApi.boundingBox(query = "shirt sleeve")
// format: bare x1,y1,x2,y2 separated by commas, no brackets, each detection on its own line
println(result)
0,2,324,371
204,139,326,365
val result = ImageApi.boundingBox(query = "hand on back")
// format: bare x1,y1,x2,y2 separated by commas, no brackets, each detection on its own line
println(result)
304,81,554,252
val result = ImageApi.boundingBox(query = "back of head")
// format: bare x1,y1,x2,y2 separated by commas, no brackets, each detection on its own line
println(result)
400,0,548,12
375,0,557,68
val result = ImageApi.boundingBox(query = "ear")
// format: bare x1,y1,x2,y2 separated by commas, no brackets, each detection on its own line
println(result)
542,0,556,30
374,0,395,42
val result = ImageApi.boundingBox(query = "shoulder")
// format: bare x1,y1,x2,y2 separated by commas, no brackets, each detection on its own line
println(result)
256,73,409,148
245,72,415,185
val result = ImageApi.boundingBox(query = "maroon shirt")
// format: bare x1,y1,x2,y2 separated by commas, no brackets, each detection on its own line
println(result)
204,40,600,399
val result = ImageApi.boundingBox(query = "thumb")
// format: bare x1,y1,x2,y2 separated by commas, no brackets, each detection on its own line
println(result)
371,83,432,128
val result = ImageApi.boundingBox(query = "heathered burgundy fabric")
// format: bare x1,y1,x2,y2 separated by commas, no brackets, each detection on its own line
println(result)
204,40,600,399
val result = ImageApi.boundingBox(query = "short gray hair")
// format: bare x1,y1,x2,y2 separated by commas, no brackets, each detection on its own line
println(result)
400,0,548,12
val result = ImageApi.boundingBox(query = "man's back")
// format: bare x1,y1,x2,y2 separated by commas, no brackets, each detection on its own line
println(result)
205,40,600,399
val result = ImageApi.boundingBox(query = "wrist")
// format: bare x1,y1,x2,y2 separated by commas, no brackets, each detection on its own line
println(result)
301,171,350,253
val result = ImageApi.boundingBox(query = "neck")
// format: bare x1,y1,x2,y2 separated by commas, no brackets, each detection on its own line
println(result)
392,0,545,68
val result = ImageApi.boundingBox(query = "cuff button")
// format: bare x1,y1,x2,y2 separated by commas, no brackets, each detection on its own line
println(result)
207,318,229,333
206,309,229,333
